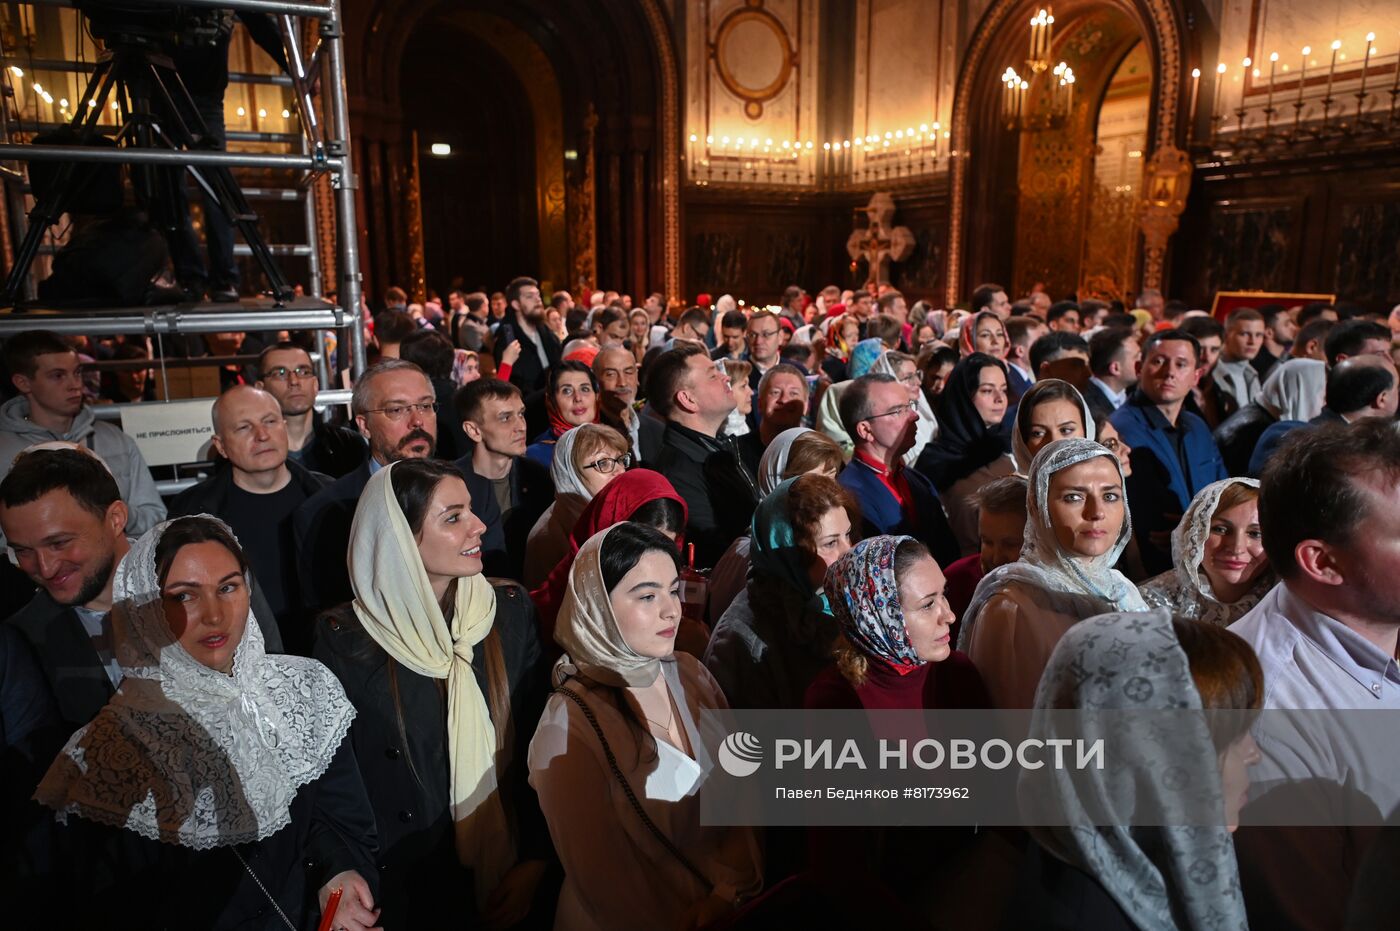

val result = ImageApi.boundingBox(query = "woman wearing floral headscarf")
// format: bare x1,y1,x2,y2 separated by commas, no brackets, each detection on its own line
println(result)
807,535,988,711
529,522,762,930
1140,477,1274,626
32,515,378,930
1012,608,1259,929
960,438,1146,709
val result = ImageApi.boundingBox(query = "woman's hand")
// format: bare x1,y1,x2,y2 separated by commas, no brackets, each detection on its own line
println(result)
319,871,381,931
483,859,547,930
499,339,523,367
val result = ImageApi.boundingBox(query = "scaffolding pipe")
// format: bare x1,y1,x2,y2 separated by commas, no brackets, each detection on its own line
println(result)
324,0,365,377
0,143,326,171
19,0,334,18
0,306,344,337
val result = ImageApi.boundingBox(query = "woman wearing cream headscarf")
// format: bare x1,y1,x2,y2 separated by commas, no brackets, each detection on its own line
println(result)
315,458,550,930
529,522,762,930
959,438,1146,708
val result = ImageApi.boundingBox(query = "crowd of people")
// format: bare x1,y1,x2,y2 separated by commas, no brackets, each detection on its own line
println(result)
2,278,1400,929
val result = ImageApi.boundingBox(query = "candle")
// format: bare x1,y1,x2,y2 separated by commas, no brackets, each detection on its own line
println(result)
1360,32,1375,99
1325,40,1340,102
1212,62,1226,120
1190,67,1201,123
1265,53,1277,113
1297,46,1310,104
1239,57,1252,116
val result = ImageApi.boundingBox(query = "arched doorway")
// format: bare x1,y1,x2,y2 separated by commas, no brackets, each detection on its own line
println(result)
400,26,540,293
946,0,1188,305
342,0,681,303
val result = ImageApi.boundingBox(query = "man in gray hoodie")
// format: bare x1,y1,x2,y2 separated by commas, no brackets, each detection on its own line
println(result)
0,330,165,545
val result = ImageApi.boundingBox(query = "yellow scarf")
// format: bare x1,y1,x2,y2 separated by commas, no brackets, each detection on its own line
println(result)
349,463,513,905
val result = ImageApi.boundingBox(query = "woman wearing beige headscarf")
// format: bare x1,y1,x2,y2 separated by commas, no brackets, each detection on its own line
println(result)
523,423,630,589
529,522,762,930
314,458,551,930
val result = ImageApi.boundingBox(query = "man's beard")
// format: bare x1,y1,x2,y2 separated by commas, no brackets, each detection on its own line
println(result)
63,550,116,607
382,428,435,462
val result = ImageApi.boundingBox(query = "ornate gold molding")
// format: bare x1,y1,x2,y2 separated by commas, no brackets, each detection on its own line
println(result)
709,0,796,120
1138,144,1191,290
947,0,1183,305
568,106,599,292
406,129,427,302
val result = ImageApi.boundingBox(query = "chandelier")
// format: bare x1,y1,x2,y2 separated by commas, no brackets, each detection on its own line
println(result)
1001,7,1076,131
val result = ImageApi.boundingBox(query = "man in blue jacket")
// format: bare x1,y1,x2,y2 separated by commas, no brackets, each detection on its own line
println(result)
1110,329,1228,574
837,374,959,566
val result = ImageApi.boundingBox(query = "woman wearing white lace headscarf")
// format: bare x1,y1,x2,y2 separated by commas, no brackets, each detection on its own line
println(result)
959,438,1146,708
1257,357,1326,422
529,522,762,929
32,515,377,930
523,423,630,588
1140,478,1274,626
1011,608,1256,930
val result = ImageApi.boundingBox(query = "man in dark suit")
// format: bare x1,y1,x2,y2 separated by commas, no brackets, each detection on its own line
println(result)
1110,330,1228,574
170,386,332,654
293,359,439,611
1084,327,1140,427
836,374,959,566
646,343,760,568
0,448,285,734
454,378,551,582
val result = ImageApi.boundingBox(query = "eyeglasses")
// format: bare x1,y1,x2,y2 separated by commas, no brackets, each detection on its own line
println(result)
1100,437,1122,452
583,453,631,474
861,402,915,422
363,401,439,421
260,365,315,381
748,328,780,340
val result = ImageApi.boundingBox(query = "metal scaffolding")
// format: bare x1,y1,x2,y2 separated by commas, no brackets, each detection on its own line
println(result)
0,0,366,377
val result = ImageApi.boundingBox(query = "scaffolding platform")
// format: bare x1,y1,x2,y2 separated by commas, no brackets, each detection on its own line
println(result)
0,295,346,337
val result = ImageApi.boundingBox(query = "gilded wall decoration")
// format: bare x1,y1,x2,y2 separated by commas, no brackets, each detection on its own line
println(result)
948,0,1186,305
638,0,682,302
1137,144,1191,290
1080,185,1141,303
566,107,599,293
1334,199,1400,304
711,1,796,119
406,130,427,302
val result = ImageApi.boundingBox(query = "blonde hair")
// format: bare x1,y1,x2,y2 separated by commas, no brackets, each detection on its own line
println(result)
570,423,629,471
1212,481,1260,518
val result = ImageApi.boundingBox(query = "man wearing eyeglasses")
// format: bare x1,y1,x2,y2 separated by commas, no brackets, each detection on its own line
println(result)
255,342,367,479
293,359,444,610
170,385,331,653
837,373,959,566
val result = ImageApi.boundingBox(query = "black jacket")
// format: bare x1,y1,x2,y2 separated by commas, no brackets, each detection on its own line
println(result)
312,581,552,931
651,421,760,568
170,458,331,517
5,582,285,734
296,411,368,479
1212,401,1278,477
453,452,551,583
13,737,378,930
496,307,561,395
292,459,373,612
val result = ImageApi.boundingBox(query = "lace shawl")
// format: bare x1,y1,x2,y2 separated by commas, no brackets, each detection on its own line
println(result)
1139,477,1274,626
34,516,355,849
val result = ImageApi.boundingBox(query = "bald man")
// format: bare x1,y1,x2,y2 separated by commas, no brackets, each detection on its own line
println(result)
170,385,332,653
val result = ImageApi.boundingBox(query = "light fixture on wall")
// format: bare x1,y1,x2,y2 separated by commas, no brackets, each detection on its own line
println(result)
1002,60,1074,130
1028,7,1055,74
429,142,452,157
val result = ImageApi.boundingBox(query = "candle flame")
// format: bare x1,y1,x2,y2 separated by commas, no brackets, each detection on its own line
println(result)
1217,63,1227,73
1269,52,1279,62
1330,40,1341,50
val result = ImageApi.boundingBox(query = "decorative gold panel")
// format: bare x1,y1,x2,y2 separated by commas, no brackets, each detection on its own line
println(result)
710,1,795,119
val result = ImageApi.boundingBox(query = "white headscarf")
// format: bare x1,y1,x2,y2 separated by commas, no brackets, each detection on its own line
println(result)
871,350,938,467
1010,379,1097,473
758,427,811,496
551,425,592,499
553,524,668,689
959,438,1146,650
1140,478,1275,626
34,516,355,849
1258,358,1325,421
349,464,513,905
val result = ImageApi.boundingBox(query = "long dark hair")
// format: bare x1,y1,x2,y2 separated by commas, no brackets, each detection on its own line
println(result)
155,515,249,587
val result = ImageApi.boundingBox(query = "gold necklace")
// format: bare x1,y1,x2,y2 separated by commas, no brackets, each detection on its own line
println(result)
640,692,675,732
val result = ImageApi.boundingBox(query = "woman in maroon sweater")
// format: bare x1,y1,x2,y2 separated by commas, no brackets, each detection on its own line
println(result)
806,534,988,711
